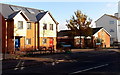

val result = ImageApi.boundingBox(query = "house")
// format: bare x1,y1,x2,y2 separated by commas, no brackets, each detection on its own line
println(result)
0,13,6,53
92,27,111,48
57,27,110,48
0,3,58,54
95,14,120,45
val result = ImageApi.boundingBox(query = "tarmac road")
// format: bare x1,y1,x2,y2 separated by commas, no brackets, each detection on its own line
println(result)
2,49,120,75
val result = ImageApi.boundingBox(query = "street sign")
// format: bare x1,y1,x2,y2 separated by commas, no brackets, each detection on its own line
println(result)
96,43,101,45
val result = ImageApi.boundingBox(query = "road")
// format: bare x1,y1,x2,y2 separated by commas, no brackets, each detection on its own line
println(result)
2,49,120,75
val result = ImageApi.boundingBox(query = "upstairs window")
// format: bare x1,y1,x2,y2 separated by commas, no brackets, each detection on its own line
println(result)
26,38,31,45
18,21,23,29
50,24,53,30
27,22,31,29
43,23,47,30
109,21,114,24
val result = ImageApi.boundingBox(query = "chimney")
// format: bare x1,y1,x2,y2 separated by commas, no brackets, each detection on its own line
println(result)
114,13,119,18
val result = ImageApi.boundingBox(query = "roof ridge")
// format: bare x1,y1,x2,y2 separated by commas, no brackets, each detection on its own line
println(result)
105,14,118,19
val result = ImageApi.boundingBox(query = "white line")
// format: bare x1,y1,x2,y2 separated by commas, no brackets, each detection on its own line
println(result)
70,64,109,74
16,60,22,67
20,67,25,70
14,68,19,70
21,61,24,66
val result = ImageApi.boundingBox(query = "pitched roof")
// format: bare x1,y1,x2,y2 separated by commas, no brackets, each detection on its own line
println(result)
36,11,47,21
0,3,49,22
106,14,119,20
58,27,109,37
92,27,103,35
92,27,111,36
8,11,20,19
58,30,72,37
95,14,120,22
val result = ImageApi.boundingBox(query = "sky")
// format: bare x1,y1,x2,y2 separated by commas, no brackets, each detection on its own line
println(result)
1,2,118,31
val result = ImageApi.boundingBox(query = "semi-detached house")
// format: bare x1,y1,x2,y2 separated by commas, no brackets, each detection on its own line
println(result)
0,3,58,54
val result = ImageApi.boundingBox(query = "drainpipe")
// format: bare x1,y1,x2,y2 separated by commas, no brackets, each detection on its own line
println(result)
38,22,40,50
34,22,36,50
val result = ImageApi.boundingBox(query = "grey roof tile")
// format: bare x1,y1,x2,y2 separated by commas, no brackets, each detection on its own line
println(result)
0,3,47,22
8,11,20,19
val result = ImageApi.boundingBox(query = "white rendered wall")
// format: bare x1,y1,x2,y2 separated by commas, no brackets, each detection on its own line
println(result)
14,13,27,36
39,13,57,37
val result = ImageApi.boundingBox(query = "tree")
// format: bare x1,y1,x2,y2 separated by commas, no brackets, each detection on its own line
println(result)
66,10,92,48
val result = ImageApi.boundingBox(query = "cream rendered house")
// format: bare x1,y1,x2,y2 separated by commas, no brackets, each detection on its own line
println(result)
38,12,57,50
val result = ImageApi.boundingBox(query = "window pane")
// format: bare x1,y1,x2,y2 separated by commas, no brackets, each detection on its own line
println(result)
10,6,19,11
27,22,31,29
10,6,25,12
109,21,114,24
18,21,23,29
42,38,47,44
43,23,47,30
110,29,114,32
26,8,35,14
26,38,31,45
50,24,53,30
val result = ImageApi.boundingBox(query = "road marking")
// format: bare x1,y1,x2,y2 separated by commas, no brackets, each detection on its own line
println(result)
16,60,22,67
69,64,109,74
20,67,25,70
14,68,19,70
14,60,25,70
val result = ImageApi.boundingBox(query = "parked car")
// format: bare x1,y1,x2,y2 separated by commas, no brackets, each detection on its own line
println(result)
57,42,71,52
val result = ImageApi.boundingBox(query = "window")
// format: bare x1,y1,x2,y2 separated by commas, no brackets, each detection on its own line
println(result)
26,8,34,14
27,22,31,29
26,38,31,45
10,6,19,11
42,38,47,44
50,24,53,30
18,21,23,29
110,29,114,32
10,6,24,12
43,23,47,30
17,7,25,12
109,21,114,24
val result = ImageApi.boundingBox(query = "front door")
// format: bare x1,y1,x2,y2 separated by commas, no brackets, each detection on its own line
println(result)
49,38,54,47
15,38,20,49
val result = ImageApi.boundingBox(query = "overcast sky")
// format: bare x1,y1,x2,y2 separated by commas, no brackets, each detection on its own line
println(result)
1,2,118,31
